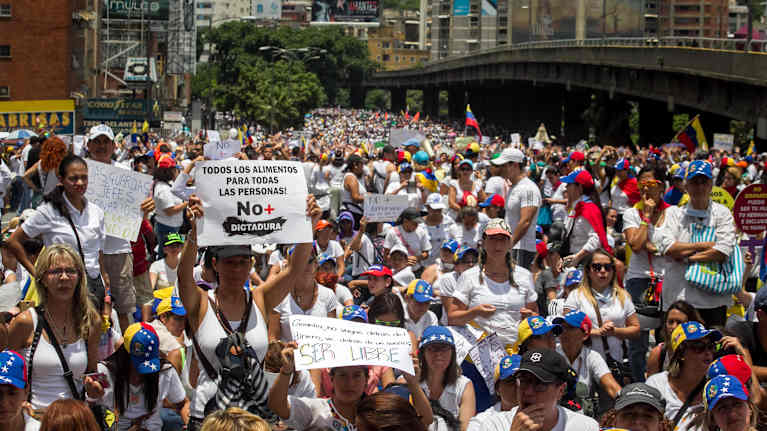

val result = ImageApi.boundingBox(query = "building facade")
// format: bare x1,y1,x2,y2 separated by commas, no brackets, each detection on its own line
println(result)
368,14,430,70
657,0,729,37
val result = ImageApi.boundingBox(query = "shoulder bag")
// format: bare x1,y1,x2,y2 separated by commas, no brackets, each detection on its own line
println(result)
592,297,632,385
683,222,744,295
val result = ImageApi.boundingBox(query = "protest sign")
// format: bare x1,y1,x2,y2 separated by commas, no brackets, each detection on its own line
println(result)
207,130,221,143
289,315,414,374
449,325,484,364
511,133,521,146
733,184,767,235
364,194,410,222
194,160,312,246
85,160,153,241
389,128,425,148
0,282,20,312
468,333,506,395
204,139,240,160
713,134,734,152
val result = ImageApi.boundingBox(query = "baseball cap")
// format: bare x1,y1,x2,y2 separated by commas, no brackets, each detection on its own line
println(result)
406,279,436,303
614,159,631,171
495,354,522,382
362,264,393,278
317,252,336,267
399,162,413,172
752,286,767,312
553,310,592,335
458,159,474,169
536,240,548,258
466,142,481,155
389,244,409,257
214,245,255,260
491,148,525,165
614,383,666,414
483,218,512,238
517,348,571,383
560,169,595,188
400,207,423,222
513,316,562,353
337,211,355,224
164,233,184,247
562,151,585,164
123,322,161,374
314,219,332,231
0,350,27,389
425,193,446,210
704,374,749,411
347,154,364,166
686,160,713,180
155,296,187,316
413,151,430,165
341,305,368,322
670,321,722,353
441,239,459,253
564,269,583,287
419,326,455,349
454,246,478,262
479,194,505,208
707,355,752,387
88,124,115,142
157,155,176,169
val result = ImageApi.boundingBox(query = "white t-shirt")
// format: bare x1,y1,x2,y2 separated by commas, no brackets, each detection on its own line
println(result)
310,164,331,211
646,371,703,431
153,181,184,227
385,180,423,211
551,182,568,222
421,216,456,265
564,288,636,360
406,309,438,340
316,240,345,260
484,176,507,197
274,285,337,341
24,413,40,431
611,182,632,215
149,259,179,291
350,233,376,276
435,271,460,325
392,266,416,287
287,396,355,431
453,265,537,346
622,207,669,281
421,375,471,431
334,284,354,309
556,345,610,390
466,405,599,431
505,177,541,252
449,223,481,249
384,225,432,270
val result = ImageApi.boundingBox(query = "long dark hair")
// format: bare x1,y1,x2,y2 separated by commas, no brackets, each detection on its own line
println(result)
43,154,88,220
367,292,405,328
418,343,458,386
478,245,516,286
103,348,167,415
356,393,428,431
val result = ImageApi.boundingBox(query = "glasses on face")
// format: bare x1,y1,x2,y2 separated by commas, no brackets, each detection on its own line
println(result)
47,268,79,277
686,340,715,354
590,263,614,272
374,319,401,327
516,375,554,392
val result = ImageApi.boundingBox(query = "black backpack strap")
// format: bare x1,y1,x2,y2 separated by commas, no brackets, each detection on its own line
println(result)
26,309,44,402
671,378,706,429
37,307,84,401
185,311,218,381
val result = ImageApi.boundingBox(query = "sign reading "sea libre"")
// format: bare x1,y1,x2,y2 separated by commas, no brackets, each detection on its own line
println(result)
194,160,312,246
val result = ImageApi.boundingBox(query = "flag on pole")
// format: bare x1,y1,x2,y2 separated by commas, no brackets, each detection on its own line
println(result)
747,139,756,156
131,121,138,134
412,112,420,123
142,120,150,133
673,114,707,153
466,105,482,141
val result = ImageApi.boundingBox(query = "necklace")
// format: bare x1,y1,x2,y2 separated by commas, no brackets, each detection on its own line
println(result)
293,284,318,310
44,309,74,348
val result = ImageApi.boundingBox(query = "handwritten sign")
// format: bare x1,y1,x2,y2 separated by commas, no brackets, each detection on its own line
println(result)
468,333,506,395
194,160,312,246
206,130,221,144
713,134,734,152
449,325,484,364
204,139,240,160
734,184,767,235
364,194,410,222
85,160,153,241
289,315,414,374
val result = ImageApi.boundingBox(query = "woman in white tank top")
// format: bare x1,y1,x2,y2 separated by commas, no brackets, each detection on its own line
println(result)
342,155,367,228
0,244,101,413
179,195,322,427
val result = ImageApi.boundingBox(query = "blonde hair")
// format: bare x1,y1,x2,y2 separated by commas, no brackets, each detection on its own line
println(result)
575,249,630,311
34,244,99,340
200,408,271,431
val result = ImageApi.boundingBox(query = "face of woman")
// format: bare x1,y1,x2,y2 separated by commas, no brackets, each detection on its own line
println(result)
213,256,252,288
565,183,581,201
496,378,518,409
587,253,614,289
44,254,81,303
462,214,478,229
423,342,453,374
389,252,408,271
686,176,713,202
723,173,737,187
163,242,182,257
681,338,715,373
367,275,391,297
638,171,655,182
605,210,618,227
615,404,663,431
331,366,368,404
484,234,511,256
61,162,89,198
160,313,186,338
0,385,26,424
712,397,751,431
459,164,472,178
401,169,413,180
402,219,418,233
664,309,688,338
486,206,501,218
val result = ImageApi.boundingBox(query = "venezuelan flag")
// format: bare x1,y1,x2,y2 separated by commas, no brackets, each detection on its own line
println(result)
417,169,439,193
674,115,707,153
466,105,482,141
747,140,756,156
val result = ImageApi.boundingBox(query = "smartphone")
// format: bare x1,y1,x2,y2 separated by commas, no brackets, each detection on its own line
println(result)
82,372,110,389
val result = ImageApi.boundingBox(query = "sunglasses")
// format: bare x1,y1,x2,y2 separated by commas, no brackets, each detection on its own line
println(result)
375,319,401,327
590,263,614,272
460,167,473,171
686,340,715,353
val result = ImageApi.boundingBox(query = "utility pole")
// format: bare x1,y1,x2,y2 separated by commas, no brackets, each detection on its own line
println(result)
747,0,754,52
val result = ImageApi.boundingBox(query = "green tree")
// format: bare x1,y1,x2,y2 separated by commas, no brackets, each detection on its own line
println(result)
365,89,390,110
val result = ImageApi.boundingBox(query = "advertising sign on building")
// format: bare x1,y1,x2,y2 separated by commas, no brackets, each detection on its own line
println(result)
124,57,158,83
252,0,283,19
82,98,156,132
311,0,379,24
0,100,75,135
102,0,170,20
453,0,469,16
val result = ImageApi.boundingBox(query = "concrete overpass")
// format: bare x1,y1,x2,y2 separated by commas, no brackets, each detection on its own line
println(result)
359,39,767,146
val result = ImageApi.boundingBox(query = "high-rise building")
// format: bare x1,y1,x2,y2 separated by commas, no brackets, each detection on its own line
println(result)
195,0,253,27
422,0,509,59
657,0,729,37
369,10,430,70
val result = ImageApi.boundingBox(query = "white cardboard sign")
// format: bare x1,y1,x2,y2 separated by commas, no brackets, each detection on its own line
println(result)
289,315,414,374
713,133,734,152
194,160,312,246
363,194,410,222
204,138,240,160
85,160,153,242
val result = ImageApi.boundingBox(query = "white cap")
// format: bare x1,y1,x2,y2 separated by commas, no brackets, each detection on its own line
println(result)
389,244,409,256
229,128,239,140
491,148,525,165
425,193,446,210
88,124,115,142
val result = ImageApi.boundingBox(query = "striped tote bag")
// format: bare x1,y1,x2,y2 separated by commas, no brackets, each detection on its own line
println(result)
684,222,744,295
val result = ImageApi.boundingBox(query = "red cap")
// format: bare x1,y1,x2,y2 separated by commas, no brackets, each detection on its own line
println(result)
566,151,585,162
314,220,332,231
157,155,176,169
361,264,393,278
536,240,548,258
708,354,752,388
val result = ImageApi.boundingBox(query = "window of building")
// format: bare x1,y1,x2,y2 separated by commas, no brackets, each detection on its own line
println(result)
0,86,8,98
0,4,10,17
410,57,415,62
383,54,390,61
197,2,213,8
0,45,9,58
382,41,390,48
395,56,399,62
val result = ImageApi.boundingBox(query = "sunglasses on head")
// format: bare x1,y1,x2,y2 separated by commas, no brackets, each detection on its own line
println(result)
590,263,614,272
375,319,401,327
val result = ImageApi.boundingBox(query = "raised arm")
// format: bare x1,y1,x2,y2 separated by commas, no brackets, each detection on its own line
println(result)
177,195,206,331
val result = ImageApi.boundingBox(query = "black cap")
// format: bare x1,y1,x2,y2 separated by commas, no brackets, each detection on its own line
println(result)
347,154,363,166
400,207,423,221
614,383,665,414
213,245,255,260
518,349,571,383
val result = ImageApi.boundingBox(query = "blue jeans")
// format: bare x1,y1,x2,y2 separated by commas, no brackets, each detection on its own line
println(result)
625,277,651,382
161,408,185,431
155,222,179,259
16,179,32,212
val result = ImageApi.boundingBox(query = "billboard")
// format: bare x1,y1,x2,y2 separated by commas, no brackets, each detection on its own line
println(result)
0,100,75,135
481,0,497,16
102,0,170,20
311,0,379,23
453,0,470,16
530,0,577,40
124,57,158,83
252,0,283,19
587,0,643,38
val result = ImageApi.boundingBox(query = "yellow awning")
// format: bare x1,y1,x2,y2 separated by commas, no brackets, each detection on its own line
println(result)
0,100,74,114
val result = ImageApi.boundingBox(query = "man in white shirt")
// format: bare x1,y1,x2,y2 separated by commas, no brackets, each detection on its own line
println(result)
468,348,599,431
87,124,155,331
492,148,541,268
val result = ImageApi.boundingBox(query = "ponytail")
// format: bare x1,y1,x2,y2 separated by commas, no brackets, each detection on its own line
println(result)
478,248,517,287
